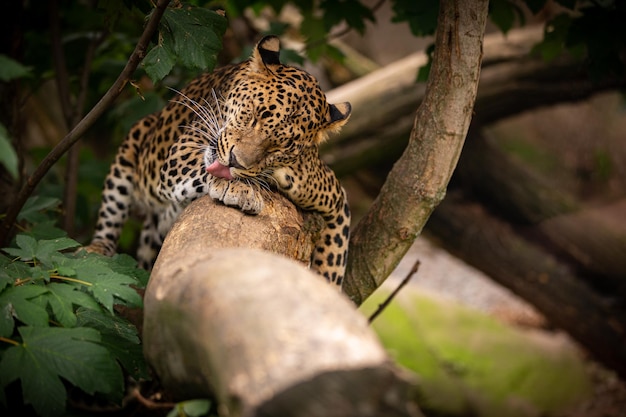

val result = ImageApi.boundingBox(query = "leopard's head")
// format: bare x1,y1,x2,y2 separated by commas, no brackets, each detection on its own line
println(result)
204,35,351,181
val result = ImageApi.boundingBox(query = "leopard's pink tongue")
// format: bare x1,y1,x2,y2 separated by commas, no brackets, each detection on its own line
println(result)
206,160,234,180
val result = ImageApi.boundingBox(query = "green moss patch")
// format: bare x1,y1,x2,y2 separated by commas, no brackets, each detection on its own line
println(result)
361,287,592,417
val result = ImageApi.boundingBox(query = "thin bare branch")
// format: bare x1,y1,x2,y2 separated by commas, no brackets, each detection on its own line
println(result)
368,260,420,324
0,0,172,245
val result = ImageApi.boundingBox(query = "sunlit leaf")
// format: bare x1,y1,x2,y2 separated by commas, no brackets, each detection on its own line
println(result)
61,255,142,312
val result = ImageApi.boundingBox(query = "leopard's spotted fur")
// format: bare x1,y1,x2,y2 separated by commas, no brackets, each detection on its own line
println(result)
86,35,352,286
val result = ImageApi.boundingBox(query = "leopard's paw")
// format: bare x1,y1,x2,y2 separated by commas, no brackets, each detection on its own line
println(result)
209,178,264,215
81,240,116,257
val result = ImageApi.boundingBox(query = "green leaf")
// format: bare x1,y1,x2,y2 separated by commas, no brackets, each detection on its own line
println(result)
26,220,68,241
0,285,50,328
66,255,142,312
4,234,38,261
0,326,124,417
532,14,572,62
143,42,176,84
39,283,80,328
0,54,31,81
321,0,375,34
490,0,516,34
279,48,305,66
0,124,18,179
35,237,82,266
0,301,14,338
108,253,150,289
160,7,227,71
4,235,80,266
0,254,19,291
0,256,33,294
301,12,329,62
17,196,62,224
76,308,148,379
417,44,435,82
391,0,439,37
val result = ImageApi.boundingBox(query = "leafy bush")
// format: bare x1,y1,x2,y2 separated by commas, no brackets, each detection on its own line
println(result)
0,199,149,417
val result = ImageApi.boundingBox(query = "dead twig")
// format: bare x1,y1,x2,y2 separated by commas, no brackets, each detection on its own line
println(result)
129,386,177,410
368,259,420,324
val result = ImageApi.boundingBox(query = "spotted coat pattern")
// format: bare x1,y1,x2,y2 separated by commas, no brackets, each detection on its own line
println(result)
85,36,352,286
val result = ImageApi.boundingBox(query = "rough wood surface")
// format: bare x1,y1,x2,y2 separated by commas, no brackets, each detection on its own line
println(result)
143,195,420,416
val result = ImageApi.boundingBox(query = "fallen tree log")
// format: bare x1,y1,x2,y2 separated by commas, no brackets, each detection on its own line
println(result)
143,195,421,417
322,27,626,176
457,130,626,290
426,192,626,381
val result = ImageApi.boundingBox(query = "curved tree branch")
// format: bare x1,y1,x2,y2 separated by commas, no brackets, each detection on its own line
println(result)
0,0,172,245
343,0,490,304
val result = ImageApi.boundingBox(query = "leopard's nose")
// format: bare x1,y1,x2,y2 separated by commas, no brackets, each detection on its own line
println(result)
228,149,245,170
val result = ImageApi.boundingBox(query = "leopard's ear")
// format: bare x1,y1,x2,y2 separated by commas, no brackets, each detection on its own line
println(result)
250,35,281,73
318,102,352,142
326,102,352,132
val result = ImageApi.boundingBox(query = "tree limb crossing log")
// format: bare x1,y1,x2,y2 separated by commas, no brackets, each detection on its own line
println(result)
143,195,421,417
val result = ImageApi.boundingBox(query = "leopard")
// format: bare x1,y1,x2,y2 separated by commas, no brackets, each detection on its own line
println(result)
85,35,352,287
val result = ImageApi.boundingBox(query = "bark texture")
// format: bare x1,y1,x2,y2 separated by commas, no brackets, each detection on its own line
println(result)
343,0,490,304
143,195,421,416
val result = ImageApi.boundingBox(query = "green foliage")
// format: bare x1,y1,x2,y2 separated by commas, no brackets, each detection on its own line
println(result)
143,5,228,84
0,202,148,416
0,124,18,180
489,0,525,34
0,54,31,179
391,0,439,37
532,1,626,80
320,0,375,34
0,54,32,82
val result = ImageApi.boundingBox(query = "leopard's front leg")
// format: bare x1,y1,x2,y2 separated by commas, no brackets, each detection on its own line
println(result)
273,158,350,287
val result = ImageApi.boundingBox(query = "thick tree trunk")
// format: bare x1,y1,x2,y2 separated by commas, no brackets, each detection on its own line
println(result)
343,0,490,305
143,195,421,417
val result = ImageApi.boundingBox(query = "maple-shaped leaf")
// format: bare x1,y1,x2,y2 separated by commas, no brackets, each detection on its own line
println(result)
3,235,80,266
0,326,123,417
66,256,142,313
